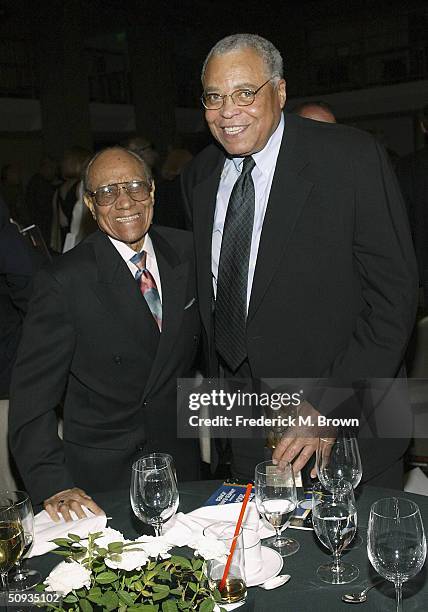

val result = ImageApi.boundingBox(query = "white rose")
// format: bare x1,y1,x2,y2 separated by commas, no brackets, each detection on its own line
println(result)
93,528,125,549
135,535,172,559
105,548,149,572
44,560,91,596
191,536,228,562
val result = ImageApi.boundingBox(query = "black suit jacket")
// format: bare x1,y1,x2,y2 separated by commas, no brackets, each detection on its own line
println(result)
396,146,428,303
182,113,418,480
9,226,200,504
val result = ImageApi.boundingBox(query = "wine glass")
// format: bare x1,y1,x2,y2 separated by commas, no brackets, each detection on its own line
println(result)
130,455,179,537
312,480,359,584
254,460,300,557
0,496,24,596
316,431,362,491
2,490,41,591
367,497,426,611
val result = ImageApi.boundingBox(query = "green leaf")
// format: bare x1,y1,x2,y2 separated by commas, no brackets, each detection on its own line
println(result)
50,537,72,546
95,570,118,584
118,590,136,605
192,558,203,570
128,606,159,612
152,585,170,594
62,594,79,603
162,601,178,612
68,533,81,542
187,582,197,593
86,587,103,604
79,598,93,612
101,590,119,611
169,556,193,570
198,599,215,612
152,591,169,602
108,541,124,553
177,602,191,610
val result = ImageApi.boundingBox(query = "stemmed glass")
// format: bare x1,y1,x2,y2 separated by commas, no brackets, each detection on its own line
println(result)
254,460,300,557
312,480,359,584
3,491,41,591
367,497,426,611
130,455,179,537
316,431,362,491
0,496,24,597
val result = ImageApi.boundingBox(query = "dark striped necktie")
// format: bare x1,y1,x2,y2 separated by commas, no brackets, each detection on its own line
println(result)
215,156,255,372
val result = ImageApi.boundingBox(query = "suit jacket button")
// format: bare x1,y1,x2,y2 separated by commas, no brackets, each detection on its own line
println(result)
114,355,122,364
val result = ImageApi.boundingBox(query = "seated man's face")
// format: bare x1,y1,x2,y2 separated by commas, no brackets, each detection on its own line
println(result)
84,149,154,252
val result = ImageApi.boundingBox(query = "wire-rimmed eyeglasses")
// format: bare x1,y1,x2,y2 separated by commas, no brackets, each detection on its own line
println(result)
87,180,153,207
201,77,275,110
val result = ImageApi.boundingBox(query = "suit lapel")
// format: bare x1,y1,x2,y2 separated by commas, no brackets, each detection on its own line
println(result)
142,228,188,400
248,114,314,322
92,231,158,358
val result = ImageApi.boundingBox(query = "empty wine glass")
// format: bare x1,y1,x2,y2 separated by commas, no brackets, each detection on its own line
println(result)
0,496,24,596
254,460,300,557
130,455,179,537
2,490,41,591
312,480,359,584
367,497,426,611
316,431,362,491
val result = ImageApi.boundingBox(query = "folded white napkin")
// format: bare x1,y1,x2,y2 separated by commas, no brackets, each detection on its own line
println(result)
163,502,273,547
30,507,107,558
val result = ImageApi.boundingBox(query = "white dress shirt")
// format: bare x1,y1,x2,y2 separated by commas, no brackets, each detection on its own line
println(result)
108,233,163,303
212,114,284,312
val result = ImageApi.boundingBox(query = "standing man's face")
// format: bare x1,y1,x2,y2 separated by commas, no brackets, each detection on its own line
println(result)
203,47,286,157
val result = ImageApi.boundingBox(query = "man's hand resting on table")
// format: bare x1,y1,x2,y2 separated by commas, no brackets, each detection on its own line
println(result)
44,487,104,522
272,401,335,478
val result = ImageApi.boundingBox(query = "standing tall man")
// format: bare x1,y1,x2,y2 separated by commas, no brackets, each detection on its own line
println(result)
9,147,200,520
181,33,418,486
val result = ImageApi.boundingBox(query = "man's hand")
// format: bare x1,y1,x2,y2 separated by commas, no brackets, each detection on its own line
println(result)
44,488,104,522
272,401,335,477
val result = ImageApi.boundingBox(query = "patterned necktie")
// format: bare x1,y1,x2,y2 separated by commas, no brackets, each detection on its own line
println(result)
130,250,162,331
215,156,256,372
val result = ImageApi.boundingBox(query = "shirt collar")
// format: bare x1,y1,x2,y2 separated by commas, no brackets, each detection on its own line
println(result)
231,113,285,176
108,232,155,263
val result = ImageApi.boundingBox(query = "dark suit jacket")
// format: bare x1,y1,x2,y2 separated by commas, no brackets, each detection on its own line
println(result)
9,226,200,505
181,113,418,481
0,198,39,398
396,146,428,303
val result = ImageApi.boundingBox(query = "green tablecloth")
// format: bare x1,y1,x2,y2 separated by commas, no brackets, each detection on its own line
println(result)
28,481,428,612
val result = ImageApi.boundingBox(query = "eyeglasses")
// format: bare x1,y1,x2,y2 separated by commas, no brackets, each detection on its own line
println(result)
87,180,152,207
201,77,275,110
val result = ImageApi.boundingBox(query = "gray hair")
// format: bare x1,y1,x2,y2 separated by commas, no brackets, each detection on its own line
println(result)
201,33,284,83
83,146,152,191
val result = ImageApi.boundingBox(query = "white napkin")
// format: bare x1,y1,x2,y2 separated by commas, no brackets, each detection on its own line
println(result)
29,506,107,557
404,467,428,496
163,502,272,547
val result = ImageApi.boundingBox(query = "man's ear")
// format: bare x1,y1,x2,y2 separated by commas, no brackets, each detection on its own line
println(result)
83,193,97,220
277,79,286,109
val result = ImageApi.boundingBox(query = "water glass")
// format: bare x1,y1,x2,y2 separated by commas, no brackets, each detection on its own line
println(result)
367,497,426,611
130,455,179,537
312,481,359,584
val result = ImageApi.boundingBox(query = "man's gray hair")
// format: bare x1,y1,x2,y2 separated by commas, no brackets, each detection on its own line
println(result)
201,33,284,83
83,146,152,191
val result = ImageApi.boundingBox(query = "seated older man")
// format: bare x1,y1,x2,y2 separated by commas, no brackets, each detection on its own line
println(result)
9,147,200,521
